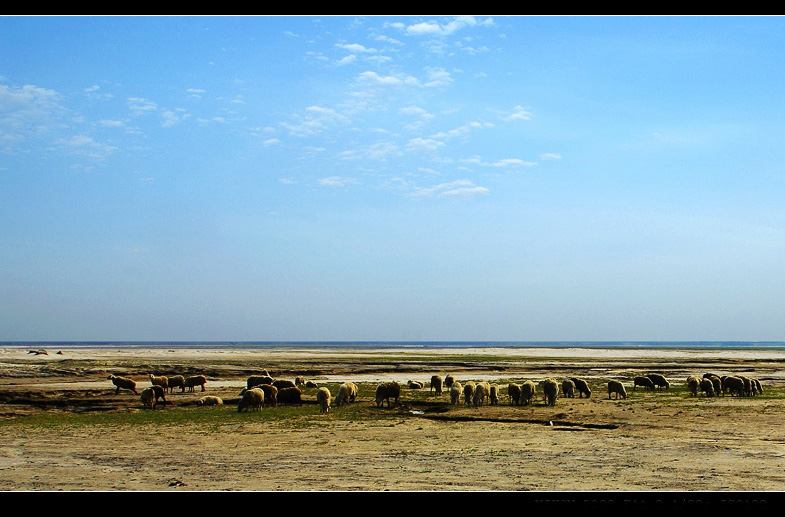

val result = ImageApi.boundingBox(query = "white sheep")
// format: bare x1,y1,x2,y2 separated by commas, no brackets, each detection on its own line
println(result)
450,382,462,405
317,387,331,413
686,375,701,397
237,388,264,412
473,382,491,407
149,374,168,391
335,383,354,406
196,396,223,406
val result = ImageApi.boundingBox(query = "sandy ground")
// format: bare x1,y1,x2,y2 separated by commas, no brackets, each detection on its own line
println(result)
1,345,784,492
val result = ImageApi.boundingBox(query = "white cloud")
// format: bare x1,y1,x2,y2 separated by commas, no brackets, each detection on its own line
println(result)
502,105,532,121
356,71,419,86
127,97,158,115
319,175,360,187
335,43,377,53
336,55,358,66
263,138,280,146
423,67,453,88
430,121,494,141
409,179,489,198
99,119,124,127
488,158,537,167
59,134,117,159
539,153,562,160
407,137,445,153
404,16,491,37
281,105,351,137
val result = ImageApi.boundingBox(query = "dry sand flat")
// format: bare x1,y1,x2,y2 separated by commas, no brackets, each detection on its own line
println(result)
0,345,784,491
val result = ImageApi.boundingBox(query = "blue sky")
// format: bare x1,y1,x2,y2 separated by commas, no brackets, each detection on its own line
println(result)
2,16,785,342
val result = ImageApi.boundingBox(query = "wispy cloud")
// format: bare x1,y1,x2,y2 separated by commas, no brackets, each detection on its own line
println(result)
318,175,360,187
409,179,489,198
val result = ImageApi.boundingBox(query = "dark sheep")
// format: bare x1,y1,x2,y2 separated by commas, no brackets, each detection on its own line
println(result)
646,373,670,389
375,382,401,408
272,379,296,391
570,378,591,398
520,380,536,405
430,375,443,395
738,376,753,397
247,375,273,389
294,376,306,386
184,375,207,392
107,374,138,395
257,384,278,407
150,384,167,405
541,378,558,407
700,378,715,397
633,376,656,391
463,381,476,406
305,380,319,388
561,379,575,398
508,383,522,405
723,376,745,396
167,375,185,393
276,387,302,405
444,374,456,389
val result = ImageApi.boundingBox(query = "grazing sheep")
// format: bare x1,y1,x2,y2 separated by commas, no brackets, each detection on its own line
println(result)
754,379,763,395
700,378,715,397
450,382,462,405
686,375,701,396
570,378,591,398
167,375,185,393
317,387,331,413
707,375,722,395
408,380,423,389
277,387,303,406
335,383,355,406
150,385,167,405
473,382,491,407
430,375,443,395
561,380,575,398
247,375,273,389
607,380,627,400
149,374,168,391
633,376,656,391
107,374,138,395
238,388,264,412
521,380,536,406
197,396,223,406
305,380,319,388
375,382,401,408
490,384,500,405
140,387,156,409
738,376,753,397
444,375,456,389
294,376,306,386
646,373,670,390
723,376,746,396
541,378,558,407
463,381,476,406
272,379,296,391
347,382,358,402
184,375,207,392
508,384,522,405
258,384,278,407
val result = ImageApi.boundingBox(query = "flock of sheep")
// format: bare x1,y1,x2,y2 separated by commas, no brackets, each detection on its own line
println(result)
106,369,767,413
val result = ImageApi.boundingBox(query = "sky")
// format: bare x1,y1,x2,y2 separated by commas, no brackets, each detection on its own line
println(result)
2,15,785,342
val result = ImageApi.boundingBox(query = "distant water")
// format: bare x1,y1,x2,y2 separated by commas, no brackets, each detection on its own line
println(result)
3,341,785,350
